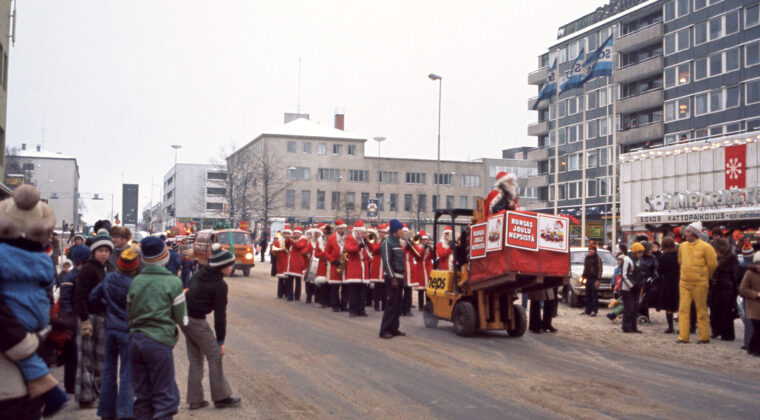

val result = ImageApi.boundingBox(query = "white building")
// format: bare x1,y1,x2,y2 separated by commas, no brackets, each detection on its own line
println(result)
162,163,227,229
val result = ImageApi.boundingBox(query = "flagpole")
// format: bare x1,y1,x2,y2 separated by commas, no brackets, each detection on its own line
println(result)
610,37,618,249
581,81,587,248
553,53,560,216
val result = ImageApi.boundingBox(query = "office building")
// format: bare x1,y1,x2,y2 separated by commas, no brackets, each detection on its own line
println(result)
0,0,13,197
162,163,227,229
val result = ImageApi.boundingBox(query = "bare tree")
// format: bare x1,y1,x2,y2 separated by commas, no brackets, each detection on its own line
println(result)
249,144,289,228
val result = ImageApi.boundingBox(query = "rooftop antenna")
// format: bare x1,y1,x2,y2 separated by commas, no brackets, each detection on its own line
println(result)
297,58,302,114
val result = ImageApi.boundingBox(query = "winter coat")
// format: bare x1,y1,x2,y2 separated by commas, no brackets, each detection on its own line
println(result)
324,233,345,283
656,251,679,312
0,242,55,338
313,242,328,283
75,258,109,321
167,249,181,275
127,264,186,348
582,253,602,279
369,241,384,282
405,243,424,288
678,239,717,284
436,241,453,271
186,266,228,344
88,271,134,332
271,237,289,277
740,266,760,320
639,254,659,282
344,234,370,283
621,255,642,292
381,235,405,286
59,267,80,318
286,237,309,277
0,294,41,401
710,253,744,292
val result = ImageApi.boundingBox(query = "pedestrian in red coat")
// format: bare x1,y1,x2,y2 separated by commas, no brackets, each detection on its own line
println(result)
270,225,291,299
285,227,308,301
436,226,454,272
344,221,370,317
324,220,348,312
369,224,387,311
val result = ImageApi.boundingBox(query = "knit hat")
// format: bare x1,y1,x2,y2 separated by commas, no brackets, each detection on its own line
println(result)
630,242,645,253
118,247,140,273
140,236,169,266
0,184,56,244
171,241,179,250
72,233,85,242
71,244,91,265
90,229,114,252
60,258,73,268
389,219,403,234
741,241,754,258
685,221,703,235
209,243,235,268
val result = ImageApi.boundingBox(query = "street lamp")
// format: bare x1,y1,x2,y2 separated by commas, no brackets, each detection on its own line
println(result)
428,73,442,209
373,136,386,195
170,145,182,227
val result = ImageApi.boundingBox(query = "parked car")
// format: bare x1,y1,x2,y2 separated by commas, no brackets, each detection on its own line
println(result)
561,247,617,307
193,228,255,276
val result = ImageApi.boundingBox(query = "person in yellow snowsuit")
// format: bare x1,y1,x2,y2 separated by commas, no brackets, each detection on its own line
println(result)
677,221,718,343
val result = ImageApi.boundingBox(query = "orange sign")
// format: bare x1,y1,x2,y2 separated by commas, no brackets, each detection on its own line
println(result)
239,220,250,230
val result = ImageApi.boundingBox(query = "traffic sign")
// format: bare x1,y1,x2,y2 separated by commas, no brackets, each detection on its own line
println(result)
240,220,250,230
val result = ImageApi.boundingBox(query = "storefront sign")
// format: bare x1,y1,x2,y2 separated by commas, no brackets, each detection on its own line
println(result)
486,213,504,253
637,207,760,224
644,186,760,212
469,223,487,259
506,212,538,251
725,144,746,189
537,214,569,253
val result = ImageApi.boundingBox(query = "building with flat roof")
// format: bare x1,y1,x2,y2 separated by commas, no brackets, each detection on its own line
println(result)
162,163,227,230
0,0,13,197
526,0,760,244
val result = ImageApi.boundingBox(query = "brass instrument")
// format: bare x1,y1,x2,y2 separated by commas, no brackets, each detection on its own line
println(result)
405,233,423,258
367,231,378,244
336,249,348,274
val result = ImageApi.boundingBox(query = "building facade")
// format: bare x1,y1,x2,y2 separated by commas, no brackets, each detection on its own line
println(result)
226,116,536,233
162,163,227,229
4,144,80,230
526,0,760,244
0,0,13,197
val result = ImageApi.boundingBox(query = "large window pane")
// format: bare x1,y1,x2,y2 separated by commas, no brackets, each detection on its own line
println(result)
709,53,722,75
747,81,760,104
725,48,738,71
726,86,739,108
694,22,707,45
695,58,707,79
665,101,676,121
710,90,722,112
665,67,675,88
678,63,690,84
677,28,689,50
678,98,689,119
747,4,760,28
709,16,722,40
725,11,739,35
664,34,676,55
664,1,675,21
747,42,760,66
694,0,706,10
695,93,708,115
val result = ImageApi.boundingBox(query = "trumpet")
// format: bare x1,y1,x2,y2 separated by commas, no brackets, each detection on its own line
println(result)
367,231,378,244
405,233,423,258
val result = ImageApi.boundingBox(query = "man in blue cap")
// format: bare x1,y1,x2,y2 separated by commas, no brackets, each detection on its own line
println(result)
379,220,407,339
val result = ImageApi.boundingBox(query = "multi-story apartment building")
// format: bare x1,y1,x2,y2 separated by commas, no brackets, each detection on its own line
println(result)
526,0,760,244
162,163,227,230
0,0,13,197
226,115,537,233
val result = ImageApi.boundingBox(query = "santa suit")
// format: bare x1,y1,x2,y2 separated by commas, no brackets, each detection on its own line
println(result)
483,174,520,220
312,237,329,307
403,243,423,315
270,237,289,298
286,236,308,301
436,240,453,272
302,239,316,303
324,231,346,311
344,233,370,316
369,241,386,311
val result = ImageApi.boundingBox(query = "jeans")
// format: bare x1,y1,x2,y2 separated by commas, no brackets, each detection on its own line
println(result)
130,332,179,419
585,277,599,314
98,329,133,419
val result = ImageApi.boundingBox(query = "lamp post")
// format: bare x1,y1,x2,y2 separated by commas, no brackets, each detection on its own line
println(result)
373,136,386,217
428,73,442,209
170,145,182,227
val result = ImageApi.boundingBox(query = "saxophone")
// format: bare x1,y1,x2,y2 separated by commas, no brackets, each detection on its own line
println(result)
336,249,348,274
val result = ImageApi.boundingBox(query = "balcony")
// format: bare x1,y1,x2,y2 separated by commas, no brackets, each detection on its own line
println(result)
526,174,549,188
527,147,550,161
527,121,549,136
616,23,663,53
614,56,663,84
616,122,663,146
616,88,663,115
528,96,549,110
528,67,548,85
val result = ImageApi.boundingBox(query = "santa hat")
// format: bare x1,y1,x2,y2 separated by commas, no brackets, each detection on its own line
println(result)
335,219,347,229
353,220,366,231
379,223,389,233
293,226,303,234
419,230,429,239
282,224,292,234
443,226,452,234
367,225,378,233
402,224,409,232
317,222,326,230
494,171,517,188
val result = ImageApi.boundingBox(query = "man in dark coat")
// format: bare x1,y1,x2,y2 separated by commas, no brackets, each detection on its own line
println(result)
709,238,744,341
581,243,603,316
379,220,407,339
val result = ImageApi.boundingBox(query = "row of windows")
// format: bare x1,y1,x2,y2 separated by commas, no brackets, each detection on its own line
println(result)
665,41,760,90
283,190,485,212
664,82,755,122
487,166,538,179
539,146,613,174
286,141,358,156
665,117,760,144
306,167,482,186
547,177,613,201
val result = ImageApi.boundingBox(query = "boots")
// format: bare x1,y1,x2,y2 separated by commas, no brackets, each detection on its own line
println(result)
664,312,674,334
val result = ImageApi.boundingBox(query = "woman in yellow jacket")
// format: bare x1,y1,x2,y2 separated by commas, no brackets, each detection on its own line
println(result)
677,222,718,344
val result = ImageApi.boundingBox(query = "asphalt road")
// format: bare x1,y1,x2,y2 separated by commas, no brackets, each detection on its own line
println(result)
57,263,760,419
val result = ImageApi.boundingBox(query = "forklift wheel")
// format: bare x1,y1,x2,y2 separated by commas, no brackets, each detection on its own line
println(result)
452,301,477,337
507,304,527,337
423,301,438,328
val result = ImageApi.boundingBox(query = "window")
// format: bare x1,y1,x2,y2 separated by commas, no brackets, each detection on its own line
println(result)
568,125,578,143
318,168,340,181
432,195,439,210
587,150,597,168
725,48,739,72
747,41,760,67
287,167,310,180
694,22,707,45
726,86,739,108
446,195,454,209
568,97,578,115
587,120,597,139
725,10,739,35
286,189,295,209
404,194,413,212
316,191,325,210
709,15,722,40
302,142,312,153
332,144,342,155
710,52,722,75
346,192,355,211
361,193,370,210
558,128,567,145
459,195,468,208
695,58,707,80
586,91,597,110
587,180,597,197
461,175,481,187
599,117,609,136
378,171,398,184
206,187,226,195
587,33,598,53
665,63,691,88
405,172,426,184
747,80,760,105
558,100,567,118
568,40,579,60
665,98,690,121
389,193,398,211
710,90,722,112
568,153,579,171
599,87,608,107
559,155,567,172
747,4,760,28
664,28,689,55
599,147,608,167
287,141,297,153
375,193,384,211
347,145,357,155
317,143,327,155
695,93,708,116
569,182,580,199
207,171,226,180
418,194,427,212
559,184,567,200
694,0,706,11
434,173,453,185
331,191,340,210
348,169,369,182
301,190,311,209
678,97,690,119
206,202,223,210
665,0,676,21
558,47,567,64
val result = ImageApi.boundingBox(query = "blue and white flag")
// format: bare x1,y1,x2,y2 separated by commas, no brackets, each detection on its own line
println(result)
559,48,585,94
532,59,557,110
582,34,613,83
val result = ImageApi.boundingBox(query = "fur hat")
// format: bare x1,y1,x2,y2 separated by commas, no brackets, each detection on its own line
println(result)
0,184,56,244
713,238,731,257
209,243,235,268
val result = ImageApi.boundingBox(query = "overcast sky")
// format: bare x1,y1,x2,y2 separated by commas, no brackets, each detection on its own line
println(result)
7,0,603,223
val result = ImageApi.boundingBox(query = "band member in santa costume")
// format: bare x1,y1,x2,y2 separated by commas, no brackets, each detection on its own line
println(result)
301,227,316,303
415,230,434,311
344,220,370,317
310,224,329,306
270,224,291,298
325,219,347,312
436,226,454,272
369,224,388,311
402,224,423,316
483,171,520,219
285,226,308,301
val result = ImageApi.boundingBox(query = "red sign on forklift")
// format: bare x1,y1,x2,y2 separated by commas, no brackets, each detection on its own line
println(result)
469,223,487,259
505,211,538,251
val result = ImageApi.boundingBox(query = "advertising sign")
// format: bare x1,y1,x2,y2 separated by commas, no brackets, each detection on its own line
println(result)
486,213,504,253
469,223,487,259
122,184,139,225
505,212,538,251
725,144,746,189
366,199,378,221
537,214,569,253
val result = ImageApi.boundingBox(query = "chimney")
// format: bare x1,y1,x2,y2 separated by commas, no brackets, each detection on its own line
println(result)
36,145,41,152
334,113,345,131
21,143,26,150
